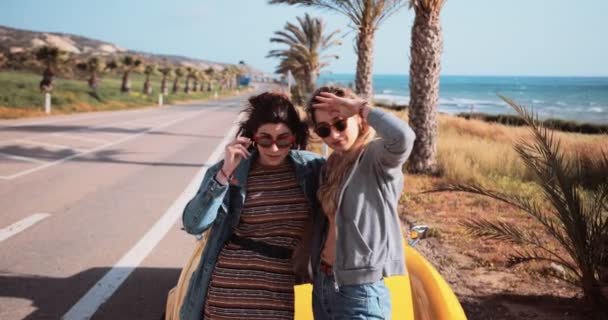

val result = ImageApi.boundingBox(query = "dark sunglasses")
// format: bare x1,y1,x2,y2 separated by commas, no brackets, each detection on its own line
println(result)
254,135,295,149
314,118,348,138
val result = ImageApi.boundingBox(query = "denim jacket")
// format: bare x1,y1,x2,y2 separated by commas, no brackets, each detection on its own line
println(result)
180,149,324,320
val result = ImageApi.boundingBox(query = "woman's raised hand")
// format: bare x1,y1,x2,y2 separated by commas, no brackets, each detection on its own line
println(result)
312,92,367,119
217,136,251,185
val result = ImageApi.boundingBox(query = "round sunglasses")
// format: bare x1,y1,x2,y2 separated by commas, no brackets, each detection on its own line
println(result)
253,134,295,149
314,118,348,138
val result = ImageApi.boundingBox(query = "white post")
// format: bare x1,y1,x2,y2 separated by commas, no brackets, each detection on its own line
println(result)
44,93,51,114
158,94,163,107
214,91,218,99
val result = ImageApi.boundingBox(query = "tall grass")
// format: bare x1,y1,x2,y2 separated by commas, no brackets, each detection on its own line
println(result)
367,108,608,199
436,114,607,195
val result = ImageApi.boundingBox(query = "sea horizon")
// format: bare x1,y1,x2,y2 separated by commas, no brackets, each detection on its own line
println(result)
317,74,608,125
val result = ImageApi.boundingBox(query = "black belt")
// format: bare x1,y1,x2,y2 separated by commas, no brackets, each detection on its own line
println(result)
229,234,293,260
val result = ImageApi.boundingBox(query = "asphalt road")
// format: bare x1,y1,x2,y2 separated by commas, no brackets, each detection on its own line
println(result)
0,86,273,320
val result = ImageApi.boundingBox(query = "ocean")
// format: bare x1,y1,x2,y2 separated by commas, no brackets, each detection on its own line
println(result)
317,74,608,124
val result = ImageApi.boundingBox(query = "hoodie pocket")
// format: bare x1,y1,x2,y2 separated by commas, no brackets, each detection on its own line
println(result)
340,221,373,270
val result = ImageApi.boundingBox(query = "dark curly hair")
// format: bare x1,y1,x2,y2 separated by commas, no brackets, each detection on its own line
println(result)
237,91,309,150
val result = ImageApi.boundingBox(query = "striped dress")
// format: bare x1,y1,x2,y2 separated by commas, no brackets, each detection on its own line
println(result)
203,161,311,320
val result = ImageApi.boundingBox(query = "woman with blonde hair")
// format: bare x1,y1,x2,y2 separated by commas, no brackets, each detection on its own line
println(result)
307,85,416,319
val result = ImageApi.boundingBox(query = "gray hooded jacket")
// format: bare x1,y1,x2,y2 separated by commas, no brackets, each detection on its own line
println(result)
311,107,416,286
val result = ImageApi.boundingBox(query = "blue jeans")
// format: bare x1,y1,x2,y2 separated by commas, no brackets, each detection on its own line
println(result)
312,272,391,320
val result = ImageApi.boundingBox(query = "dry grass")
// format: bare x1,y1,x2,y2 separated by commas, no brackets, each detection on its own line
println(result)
435,114,607,195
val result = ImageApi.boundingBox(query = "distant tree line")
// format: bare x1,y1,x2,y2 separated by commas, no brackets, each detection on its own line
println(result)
0,46,246,96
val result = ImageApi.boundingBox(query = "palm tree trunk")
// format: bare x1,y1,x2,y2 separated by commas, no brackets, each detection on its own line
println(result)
172,77,180,94
143,74,152,95
305,71,316,97
161,75,168,95
581,268,608,318
39,67,55,92
184,76,191,94
355,26,374,100
407,6,442,174
88,72,98,91
121,71,131,93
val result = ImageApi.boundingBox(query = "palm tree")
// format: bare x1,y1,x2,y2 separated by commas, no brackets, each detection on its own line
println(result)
196,71,209,92
407,0,447,174
120,55,142,93
190,70,198,92
431,96,608,318
226,65,243,89
5,50,35,71
184,67,196,94
270,0,406,99
35,46,68,92
275,54,308,101
220,67,234,90
158,66,173,95
267,13,340,102
76,57,105,91
193,70,207,92
173,67,184,94
143,64,157,95
105,59,119,73
205,68,216,92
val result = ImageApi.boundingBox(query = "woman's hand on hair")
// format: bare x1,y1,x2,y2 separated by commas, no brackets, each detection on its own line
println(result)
217,137,251,185
312,91,368,119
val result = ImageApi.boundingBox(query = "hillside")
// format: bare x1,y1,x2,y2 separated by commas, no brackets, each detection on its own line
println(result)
0,25,263,75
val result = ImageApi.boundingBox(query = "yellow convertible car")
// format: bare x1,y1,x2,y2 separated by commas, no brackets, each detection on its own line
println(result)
164,229,467,320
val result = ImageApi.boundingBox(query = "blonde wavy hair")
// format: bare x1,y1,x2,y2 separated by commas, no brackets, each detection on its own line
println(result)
307,85,374,216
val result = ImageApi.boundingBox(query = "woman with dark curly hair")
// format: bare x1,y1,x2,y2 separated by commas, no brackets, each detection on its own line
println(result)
180,92,325,320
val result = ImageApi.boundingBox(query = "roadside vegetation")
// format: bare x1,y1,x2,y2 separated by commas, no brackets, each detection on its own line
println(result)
0,47,248,119
0,70,241,119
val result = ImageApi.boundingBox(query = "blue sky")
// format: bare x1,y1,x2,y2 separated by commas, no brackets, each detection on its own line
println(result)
1,0,607,76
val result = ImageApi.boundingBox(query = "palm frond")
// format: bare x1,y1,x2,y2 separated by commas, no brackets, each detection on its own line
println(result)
267,13,340,96
409,0,446,15
507,248,580,284
430,96,608,313
461,218,530,244
270,0,407,29
468,221,581,285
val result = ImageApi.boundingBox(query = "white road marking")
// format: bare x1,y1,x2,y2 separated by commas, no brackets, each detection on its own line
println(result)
16,139,86,152
51,133,109,144
0,213,51,243
62,113,243,320
0,152,49,164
